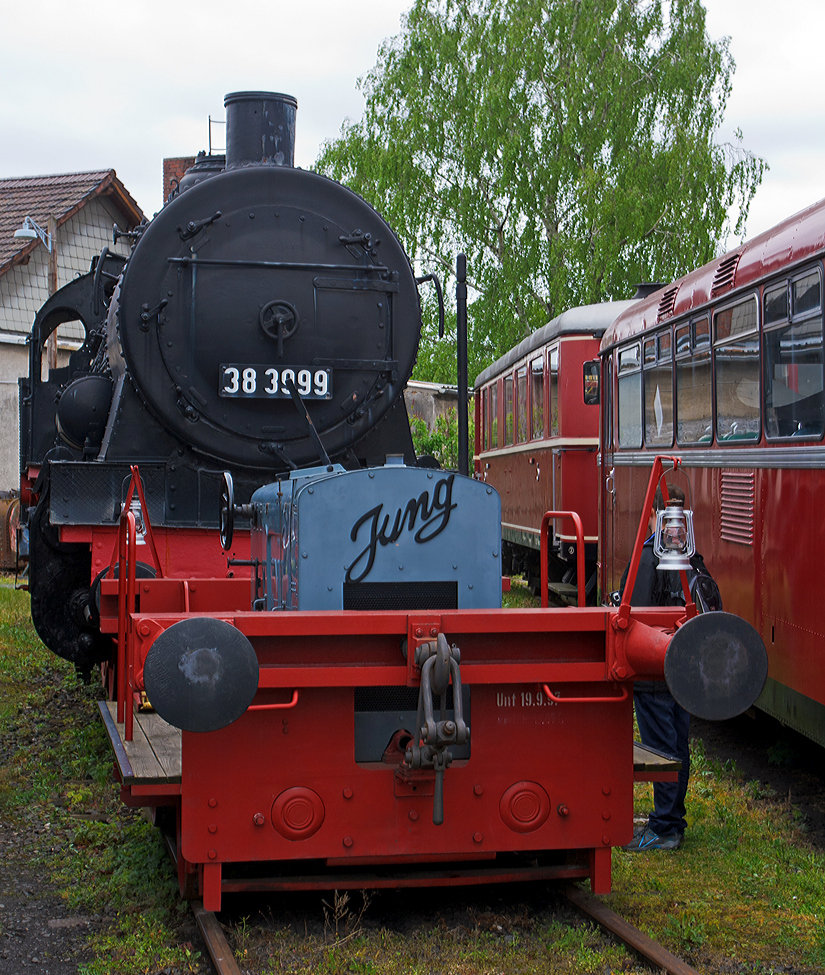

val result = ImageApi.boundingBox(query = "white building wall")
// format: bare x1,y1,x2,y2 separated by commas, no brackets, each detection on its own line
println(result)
0,196,134,491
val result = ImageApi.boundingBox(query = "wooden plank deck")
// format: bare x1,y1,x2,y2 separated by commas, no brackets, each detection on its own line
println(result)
99,701,672,786
99,701,181,786
633,741,680,781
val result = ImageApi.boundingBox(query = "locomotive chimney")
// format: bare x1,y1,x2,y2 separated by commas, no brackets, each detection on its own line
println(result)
224,91,297,169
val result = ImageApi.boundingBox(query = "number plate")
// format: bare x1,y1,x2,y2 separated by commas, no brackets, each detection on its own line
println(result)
219,365,332,399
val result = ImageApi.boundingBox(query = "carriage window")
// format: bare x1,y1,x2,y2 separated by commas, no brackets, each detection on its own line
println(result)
480,389,488,450
715,297,760,442
549,347,560,437
644,330,673,447
504,375,514,445
765,268,824,440
676,317,712,444
530,356,544,439
617,342,642,448
794,271,821,317
715,299,757,342
516,366,528,442
764,285,788,326
490,383,498,449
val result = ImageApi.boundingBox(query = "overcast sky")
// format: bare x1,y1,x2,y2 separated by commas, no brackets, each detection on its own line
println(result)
1,0,822,246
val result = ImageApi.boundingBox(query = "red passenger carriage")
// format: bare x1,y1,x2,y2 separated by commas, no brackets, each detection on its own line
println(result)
599,197,825,747
473,297,646,599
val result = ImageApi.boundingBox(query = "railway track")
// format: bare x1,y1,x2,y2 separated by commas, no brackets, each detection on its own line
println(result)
192,885,702,975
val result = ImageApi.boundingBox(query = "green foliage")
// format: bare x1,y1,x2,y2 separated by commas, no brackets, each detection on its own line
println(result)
317,0,766,382
409,408,474,470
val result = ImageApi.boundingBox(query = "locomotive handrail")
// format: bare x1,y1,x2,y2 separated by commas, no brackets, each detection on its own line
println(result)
167,256,392,273
541,683,628,704
615,456,695,631
109,465,164,580
540,511,586,607
116,510,137,739
247,690,300,712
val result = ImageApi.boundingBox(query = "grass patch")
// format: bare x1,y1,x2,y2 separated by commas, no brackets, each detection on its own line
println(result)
0,583,203,974
613,736,825,970
502,575,539,608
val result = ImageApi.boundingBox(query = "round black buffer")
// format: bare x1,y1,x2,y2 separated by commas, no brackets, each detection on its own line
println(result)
143,618,259,732
664,611,768,722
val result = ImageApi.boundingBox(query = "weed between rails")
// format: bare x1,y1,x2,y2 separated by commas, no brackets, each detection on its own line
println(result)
2,580,825,973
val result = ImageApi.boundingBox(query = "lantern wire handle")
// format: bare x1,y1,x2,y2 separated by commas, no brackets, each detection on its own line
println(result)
658,460,692,511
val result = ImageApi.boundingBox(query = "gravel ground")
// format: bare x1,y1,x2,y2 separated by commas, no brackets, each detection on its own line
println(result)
0,820,98,974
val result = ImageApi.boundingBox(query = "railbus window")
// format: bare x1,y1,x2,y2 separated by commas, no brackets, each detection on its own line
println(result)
530,356,544,438
644,330,673,446
549,346,560,437
675,318,712,444
715,296,760,442
504,374,514,445
516,365,528,442
490,382,498,449
480,388,488,450
764,268,824,439
617,342,642,448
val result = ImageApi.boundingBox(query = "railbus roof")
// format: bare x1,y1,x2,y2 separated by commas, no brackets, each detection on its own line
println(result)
601,196,825,354
474,299,637,389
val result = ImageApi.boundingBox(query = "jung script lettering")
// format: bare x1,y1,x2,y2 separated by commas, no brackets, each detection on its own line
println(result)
346,474,457,583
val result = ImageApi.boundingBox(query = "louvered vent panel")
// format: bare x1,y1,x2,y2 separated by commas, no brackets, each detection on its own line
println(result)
657,285,679,322
711,252,742,298
720,470,755,545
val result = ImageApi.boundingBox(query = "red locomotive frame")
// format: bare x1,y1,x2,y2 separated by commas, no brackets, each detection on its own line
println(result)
95,464,710,911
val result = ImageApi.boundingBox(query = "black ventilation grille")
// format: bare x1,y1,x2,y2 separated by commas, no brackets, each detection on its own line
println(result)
355,685,457,711
711,252,742,297
657,285,680,322
343,580,458,611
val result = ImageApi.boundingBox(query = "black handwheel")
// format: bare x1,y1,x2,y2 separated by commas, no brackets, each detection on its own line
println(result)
220,471,235,551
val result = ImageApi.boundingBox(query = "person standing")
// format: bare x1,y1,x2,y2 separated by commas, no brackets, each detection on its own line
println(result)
620,485,695,851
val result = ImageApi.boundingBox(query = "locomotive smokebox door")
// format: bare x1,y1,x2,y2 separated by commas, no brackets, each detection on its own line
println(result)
664,611,768,721
114,92,422,472
143,618,259,732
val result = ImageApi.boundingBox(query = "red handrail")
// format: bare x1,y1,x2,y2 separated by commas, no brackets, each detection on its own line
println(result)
541,683,628,704
616,455,695,630
116,510,137,739
540,510,586,607
247,690,300,712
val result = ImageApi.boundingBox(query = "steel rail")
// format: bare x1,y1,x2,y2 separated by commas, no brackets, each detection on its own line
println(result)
191,882,699,974
563,884,700,975
192,901,241,975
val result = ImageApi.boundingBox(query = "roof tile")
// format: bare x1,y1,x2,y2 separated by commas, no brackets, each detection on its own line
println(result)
0,170,143,276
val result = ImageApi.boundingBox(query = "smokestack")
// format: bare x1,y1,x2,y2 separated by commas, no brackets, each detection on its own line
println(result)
224,91,297,169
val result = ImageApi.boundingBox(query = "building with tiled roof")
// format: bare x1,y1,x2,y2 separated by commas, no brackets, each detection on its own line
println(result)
0,170,143,492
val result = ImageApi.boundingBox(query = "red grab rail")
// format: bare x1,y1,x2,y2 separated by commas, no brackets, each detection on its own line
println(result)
540,511,586,607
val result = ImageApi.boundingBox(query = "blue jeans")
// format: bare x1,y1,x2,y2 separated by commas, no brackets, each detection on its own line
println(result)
634,685,690,836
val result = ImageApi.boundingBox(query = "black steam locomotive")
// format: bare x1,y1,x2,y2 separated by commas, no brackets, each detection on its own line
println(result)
20,91,436,674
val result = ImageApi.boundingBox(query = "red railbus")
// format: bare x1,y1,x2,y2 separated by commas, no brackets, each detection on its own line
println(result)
598,197,825,747
474,300,637,599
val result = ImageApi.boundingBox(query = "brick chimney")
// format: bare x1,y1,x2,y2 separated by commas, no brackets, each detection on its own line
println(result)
163,156,197,203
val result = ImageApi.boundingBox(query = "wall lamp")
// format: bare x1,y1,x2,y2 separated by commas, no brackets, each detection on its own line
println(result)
14,216,53,252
